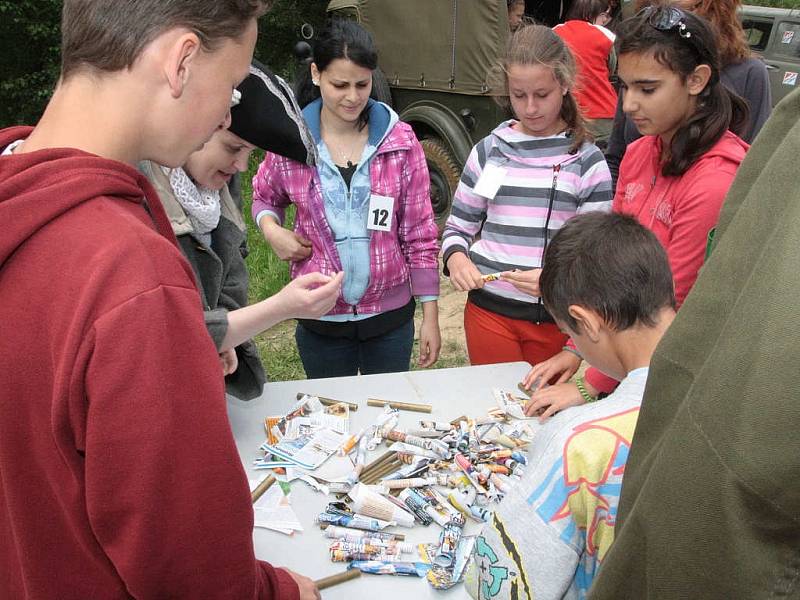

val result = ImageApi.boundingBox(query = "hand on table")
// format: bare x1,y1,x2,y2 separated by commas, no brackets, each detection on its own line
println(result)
524,381,586,421
500,268,542,297
446,253,484,292
521,350,581,393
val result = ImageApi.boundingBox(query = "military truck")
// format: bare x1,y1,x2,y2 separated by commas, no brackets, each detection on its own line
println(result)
740,4,800,106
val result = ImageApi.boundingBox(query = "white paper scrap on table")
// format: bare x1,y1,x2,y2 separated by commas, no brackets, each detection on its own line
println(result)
253,485,303,535
311,453,355,483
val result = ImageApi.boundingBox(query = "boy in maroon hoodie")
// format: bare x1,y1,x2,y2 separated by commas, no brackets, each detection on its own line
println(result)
0,1,322,598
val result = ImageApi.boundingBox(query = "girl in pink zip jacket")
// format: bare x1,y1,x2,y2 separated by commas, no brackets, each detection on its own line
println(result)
523,6,749,418
251,20,440,378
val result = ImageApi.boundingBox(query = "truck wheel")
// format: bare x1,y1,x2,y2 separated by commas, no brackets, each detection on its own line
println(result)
420,137,460,232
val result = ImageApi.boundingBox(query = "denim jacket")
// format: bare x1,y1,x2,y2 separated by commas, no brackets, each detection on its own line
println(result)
252,100,439,317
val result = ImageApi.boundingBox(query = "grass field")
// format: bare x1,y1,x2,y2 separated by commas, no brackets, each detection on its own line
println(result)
240,152,469,381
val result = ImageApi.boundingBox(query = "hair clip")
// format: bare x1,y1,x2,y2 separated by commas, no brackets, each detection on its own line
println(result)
677,21,692,39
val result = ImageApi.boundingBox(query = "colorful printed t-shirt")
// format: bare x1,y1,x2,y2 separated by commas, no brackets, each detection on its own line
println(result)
465,367,648,600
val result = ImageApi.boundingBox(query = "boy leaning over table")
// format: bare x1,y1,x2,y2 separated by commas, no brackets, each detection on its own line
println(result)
0,1,321,598
465,212,676,600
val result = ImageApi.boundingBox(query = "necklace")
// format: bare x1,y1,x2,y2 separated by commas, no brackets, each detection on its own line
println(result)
322,122,366,168
332,135,365,168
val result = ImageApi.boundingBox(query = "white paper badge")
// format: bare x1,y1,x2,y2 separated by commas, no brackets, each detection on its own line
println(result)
783,71,798,87
473,163,508,199
367,194,394,232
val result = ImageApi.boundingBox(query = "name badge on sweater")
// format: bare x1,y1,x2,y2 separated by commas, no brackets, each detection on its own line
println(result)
473,163,507,199
367,194,394,232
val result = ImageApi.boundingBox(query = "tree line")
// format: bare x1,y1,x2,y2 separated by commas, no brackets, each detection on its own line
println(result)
1,0,798,127
0,0,328,127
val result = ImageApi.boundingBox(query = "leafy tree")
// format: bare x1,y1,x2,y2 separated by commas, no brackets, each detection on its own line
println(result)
0,0,61,127
257,0,328,80
0,0,328,127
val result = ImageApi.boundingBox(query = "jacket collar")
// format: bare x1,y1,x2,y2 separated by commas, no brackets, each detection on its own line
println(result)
302,99,407,156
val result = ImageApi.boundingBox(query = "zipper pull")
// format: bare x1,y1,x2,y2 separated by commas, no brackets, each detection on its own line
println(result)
352,305,358,316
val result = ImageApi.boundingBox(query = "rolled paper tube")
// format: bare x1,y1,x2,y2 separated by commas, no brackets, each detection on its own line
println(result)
360,451,397,475
481,272,502,282
296,392,359,411
367,398,433,413
361,453,401,473
363,462,404,485
314,569,362,590
361,463,401,483
250,474,276,504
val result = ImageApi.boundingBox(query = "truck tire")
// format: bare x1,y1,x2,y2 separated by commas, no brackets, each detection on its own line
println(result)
420,137,460,232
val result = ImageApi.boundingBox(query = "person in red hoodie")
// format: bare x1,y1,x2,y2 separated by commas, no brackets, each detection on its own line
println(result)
523,6,749,418
553,0,619,142
0,1,325,599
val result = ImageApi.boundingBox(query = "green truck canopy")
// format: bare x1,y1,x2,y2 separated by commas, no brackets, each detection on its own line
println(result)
328,0,509,96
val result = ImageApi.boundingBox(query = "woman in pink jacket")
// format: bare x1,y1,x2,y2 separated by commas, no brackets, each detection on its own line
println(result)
252,20,440,378
523,6,749,417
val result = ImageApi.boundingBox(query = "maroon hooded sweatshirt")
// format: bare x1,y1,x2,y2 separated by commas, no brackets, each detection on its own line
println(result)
0,127,298,600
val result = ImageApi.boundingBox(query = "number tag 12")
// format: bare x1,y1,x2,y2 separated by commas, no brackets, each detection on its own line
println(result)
367,194,394,232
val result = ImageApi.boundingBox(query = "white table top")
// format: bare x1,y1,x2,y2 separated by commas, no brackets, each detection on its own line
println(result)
227,362,532,600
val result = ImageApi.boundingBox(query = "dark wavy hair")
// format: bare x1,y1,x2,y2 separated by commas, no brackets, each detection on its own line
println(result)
567,0,609,22
295,19,378,131
616,8,749,176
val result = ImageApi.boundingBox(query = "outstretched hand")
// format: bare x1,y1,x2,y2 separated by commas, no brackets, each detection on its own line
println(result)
279,271,344,319
500,268,542,297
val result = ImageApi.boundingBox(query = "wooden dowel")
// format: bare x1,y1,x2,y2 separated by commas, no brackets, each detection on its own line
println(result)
251,474,276,504
367,398,432,413
296,392,359,412
315,569,361,590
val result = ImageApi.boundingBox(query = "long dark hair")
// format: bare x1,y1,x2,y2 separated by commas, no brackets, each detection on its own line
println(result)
295,19,377,131
616,8,749,177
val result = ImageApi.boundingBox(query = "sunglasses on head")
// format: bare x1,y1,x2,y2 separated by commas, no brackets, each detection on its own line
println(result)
639,5,692,39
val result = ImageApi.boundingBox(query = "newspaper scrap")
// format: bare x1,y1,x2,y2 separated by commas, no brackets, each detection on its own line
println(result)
253,482,303,535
